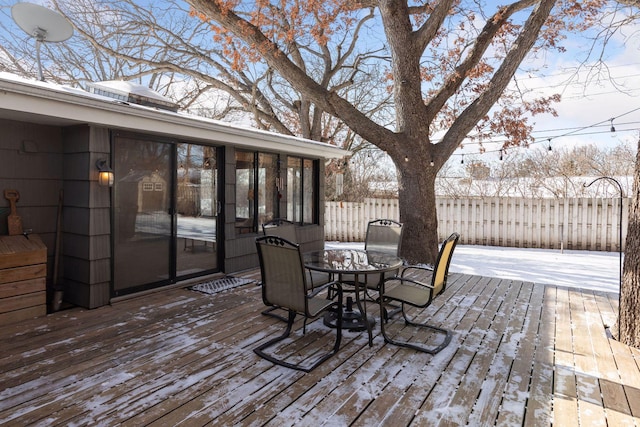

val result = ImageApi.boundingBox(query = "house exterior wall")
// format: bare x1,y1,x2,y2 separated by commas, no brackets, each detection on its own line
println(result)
60,126,112,309
1,117,331,311
0,118,64,295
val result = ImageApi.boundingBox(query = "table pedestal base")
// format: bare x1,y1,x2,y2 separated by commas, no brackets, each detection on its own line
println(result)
323,297,375,331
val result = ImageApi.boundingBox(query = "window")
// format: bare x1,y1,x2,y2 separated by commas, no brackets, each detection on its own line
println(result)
235,151,318,233
235,151,279,233
287,156,317,225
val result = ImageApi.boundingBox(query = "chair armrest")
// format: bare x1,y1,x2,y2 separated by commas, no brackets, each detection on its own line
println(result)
383,275,434,289
307,280,342,298
400,265,435,279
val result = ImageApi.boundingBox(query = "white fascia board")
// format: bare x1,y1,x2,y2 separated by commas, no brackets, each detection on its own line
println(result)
0,75,348,159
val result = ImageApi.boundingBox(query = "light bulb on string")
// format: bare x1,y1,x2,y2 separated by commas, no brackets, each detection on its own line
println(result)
547,139,552,152
460,154,464,165
610,118,617,138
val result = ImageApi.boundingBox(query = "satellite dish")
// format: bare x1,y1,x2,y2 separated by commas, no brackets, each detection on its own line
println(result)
11,2,74,81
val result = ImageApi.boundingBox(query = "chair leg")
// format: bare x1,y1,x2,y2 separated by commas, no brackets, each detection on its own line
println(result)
333,293,343,354
379,303,452,354
254,300,343,372
367,287,401,319
261,306,289,322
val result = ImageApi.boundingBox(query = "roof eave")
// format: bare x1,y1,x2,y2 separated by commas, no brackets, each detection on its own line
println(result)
0,76,348,159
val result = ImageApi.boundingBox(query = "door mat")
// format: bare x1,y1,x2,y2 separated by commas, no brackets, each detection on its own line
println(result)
190,276,255,295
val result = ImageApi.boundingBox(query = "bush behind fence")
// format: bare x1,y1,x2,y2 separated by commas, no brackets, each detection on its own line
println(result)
325,197,629,252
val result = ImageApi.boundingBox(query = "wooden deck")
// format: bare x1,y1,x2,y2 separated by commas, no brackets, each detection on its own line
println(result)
1,271,639,426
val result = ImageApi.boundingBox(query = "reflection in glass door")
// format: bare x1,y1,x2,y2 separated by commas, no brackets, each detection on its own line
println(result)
113,137,221,295
113,135,173,294
176,144,219,276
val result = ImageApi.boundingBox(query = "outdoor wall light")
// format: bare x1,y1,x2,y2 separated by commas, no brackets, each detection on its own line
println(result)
96,159,114,187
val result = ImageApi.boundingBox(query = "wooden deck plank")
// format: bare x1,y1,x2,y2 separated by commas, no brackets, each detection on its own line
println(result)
582,290,636,427
593,292,640,420
270,272,474,426
358,274,502,426
0,271,639,426
0,288,254,397
607,333,640,419
0,288,262,425
316,274,477,425
494,281,545,424
70,296,272,425
347,274,489,427
552,287,580,427
522,285,556,427
570,289,608,426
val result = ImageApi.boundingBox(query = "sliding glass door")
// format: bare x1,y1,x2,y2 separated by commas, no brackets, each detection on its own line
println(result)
113,135,173,294
112,135,221,296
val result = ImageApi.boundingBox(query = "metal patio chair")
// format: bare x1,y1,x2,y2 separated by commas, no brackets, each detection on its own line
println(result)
254,235,343,372
362,218,404,290
378,232,460,354
260,218,332,321
339,219,403,288
262,218,297,242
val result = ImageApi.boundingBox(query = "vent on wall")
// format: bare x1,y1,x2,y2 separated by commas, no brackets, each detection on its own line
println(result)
86,80,179,112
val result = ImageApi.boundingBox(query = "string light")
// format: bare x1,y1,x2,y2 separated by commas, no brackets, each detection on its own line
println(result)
451,106,640,161
430,159,435,166
460,154,464,164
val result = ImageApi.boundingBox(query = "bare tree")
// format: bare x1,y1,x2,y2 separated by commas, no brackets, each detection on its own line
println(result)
438,142,636,198
614,137,640,347
1,0,392,147
2,0,634,264
186,0,628,263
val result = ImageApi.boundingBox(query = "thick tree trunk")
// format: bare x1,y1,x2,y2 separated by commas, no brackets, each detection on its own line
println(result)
396,159,439,265
614,139,640,348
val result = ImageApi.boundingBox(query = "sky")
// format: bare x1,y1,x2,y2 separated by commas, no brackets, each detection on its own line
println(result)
2,0,639,163
325,241,621,294
452,3,640,163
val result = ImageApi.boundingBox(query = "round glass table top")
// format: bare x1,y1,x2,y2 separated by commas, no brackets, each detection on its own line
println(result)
303,249,402,274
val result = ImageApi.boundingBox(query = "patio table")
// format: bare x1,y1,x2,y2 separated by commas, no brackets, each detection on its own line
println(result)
303,249,403,347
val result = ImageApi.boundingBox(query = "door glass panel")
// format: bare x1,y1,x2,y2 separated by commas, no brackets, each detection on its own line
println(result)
287,157,302,222
235,151,255,233
113,136,172,293
303,159,315,224
258,153,278,226
176,144,218,276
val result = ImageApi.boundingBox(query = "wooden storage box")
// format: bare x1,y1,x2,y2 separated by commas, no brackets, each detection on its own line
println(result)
0,234,47,325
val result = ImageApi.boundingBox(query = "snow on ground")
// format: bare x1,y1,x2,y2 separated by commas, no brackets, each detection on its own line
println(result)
325,241,621,294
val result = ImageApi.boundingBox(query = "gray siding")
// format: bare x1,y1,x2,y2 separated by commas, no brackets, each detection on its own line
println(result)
0,118,64,296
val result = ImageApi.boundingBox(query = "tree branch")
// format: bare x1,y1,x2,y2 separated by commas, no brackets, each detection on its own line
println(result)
425,0,538,122
437,0,556,161
189,0,399,151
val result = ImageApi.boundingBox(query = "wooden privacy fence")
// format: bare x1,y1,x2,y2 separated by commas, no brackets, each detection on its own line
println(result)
325,197,630,252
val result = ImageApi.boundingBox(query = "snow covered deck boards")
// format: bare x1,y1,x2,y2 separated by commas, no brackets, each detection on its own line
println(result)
1,271,638,426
